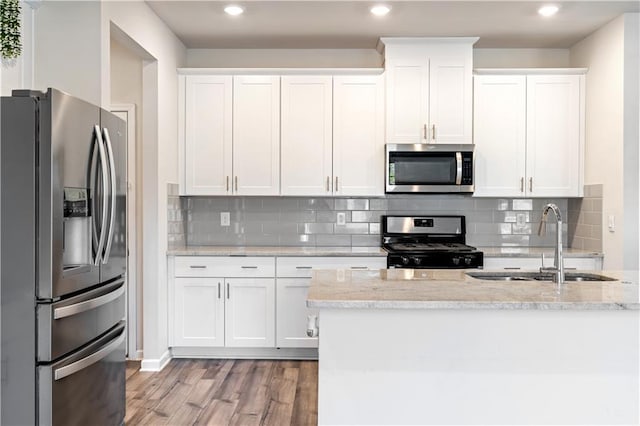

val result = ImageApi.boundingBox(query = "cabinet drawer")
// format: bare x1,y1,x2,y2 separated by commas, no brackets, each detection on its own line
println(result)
276,257,386,278
174,256,275,277
484,257,602,271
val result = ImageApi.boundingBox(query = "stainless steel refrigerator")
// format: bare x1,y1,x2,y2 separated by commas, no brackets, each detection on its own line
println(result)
1,88,127,425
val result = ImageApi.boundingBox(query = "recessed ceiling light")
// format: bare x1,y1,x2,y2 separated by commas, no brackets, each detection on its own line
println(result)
370,5,391,16
538,5,559,17
224,5,244,16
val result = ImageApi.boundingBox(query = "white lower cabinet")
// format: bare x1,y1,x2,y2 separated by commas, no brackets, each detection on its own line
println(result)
173,277,225,347
275,256,387,348
225,278,275,347
276,278,318,348
170,256,276,348
170,255,386,352
484,256,603,271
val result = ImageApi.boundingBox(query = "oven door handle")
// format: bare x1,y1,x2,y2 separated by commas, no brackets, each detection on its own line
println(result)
455,152,463,185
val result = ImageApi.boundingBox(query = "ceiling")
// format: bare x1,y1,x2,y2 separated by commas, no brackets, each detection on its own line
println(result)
145,1,640,49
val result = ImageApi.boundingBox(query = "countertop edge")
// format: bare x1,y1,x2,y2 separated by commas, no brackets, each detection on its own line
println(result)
307,300,640,310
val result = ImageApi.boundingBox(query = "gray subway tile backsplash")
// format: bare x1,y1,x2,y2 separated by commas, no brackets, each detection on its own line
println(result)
175,194,570,248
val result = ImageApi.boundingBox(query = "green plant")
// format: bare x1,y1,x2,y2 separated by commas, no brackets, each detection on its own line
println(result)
1,0,21,60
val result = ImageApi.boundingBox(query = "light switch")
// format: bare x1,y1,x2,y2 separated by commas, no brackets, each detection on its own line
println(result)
221,212,230,227
608,214,615,232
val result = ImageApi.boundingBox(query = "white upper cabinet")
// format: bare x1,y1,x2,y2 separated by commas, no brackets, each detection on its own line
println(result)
525,75,582,197
333,75,385,196
382,38,477,144
182,75,232,195
473,75,527,197
281,76,333,196
473,71,585,198
233,76,281,195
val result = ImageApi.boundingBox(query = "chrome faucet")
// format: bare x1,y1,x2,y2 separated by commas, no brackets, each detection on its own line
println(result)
538,203,564,285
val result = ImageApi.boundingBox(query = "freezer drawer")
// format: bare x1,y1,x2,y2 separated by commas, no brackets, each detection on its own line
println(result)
38,278,125,362
38,323,125,426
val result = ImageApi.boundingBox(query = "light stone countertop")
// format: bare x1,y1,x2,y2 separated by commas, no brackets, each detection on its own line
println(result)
307,269,639,310
167,245,388,257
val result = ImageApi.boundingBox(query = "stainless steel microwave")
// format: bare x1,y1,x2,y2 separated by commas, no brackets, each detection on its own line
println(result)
386,144,474,193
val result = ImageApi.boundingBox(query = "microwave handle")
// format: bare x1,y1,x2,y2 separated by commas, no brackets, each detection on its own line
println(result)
455,152,462,185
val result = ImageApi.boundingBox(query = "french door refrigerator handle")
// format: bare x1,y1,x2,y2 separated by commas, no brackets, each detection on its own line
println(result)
102,127,117,264
53,331,125,381
93,125,109,266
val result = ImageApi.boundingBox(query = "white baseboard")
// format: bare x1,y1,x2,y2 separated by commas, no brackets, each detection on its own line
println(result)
170,346,318,359
140,350,171,372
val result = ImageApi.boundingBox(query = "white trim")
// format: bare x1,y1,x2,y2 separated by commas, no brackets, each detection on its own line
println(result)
474,68,588,75
170,346,318,359
110,104,138,360
177,67,384,76
140,350,171,372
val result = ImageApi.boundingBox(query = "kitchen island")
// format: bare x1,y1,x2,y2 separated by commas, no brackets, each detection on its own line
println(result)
307,269,639,425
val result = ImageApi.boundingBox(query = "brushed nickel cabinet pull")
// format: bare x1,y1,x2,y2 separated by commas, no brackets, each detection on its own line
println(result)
529,177,533,192
296,266,313,269
520,177,524,193
217,282,221,299
423,124,427,140
227,282,230,299
235,176,238,192
241,266,258,269
226,176,229,192
432,124,436,141
189,265,207,269
335,176,339,192
326,176,330,192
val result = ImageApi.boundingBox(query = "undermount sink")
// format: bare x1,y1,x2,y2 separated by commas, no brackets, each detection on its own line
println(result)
466,271,617,282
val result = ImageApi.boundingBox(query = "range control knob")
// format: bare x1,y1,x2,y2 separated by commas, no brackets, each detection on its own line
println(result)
401,256,410,266
452,257,461,266
464,257,473,266
412,257,422,266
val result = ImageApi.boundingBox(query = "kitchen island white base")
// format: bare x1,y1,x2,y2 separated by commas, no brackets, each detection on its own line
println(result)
317,308,639,425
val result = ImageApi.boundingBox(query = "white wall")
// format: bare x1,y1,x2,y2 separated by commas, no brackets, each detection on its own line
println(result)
187,47,572,69
570,16,628,270
102,2,187,368
622,13,639,273
33,1,102,105
186,48,383,68
110,38,144,354
473,48,570,68
0,3,34,96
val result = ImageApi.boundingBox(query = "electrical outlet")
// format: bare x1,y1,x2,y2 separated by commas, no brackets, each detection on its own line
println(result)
220,212,230,227
516,213,526,227
336,212,346,226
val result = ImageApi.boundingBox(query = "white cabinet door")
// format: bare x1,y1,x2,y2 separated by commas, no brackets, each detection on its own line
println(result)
473,75,527,197
276,278,318,348
233,76,281,195
184,75,233,195
281,76,333,196
526,75,582,197
385,59,430,144
333,75,385,196
225,278,275,347
429,55,473,144
173,278,225,347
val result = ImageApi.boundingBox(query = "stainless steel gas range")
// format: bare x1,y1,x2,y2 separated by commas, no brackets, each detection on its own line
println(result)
382,215,484,269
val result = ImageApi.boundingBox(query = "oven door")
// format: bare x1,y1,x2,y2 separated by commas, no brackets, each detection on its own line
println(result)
38,323,125,426
386,143,474,193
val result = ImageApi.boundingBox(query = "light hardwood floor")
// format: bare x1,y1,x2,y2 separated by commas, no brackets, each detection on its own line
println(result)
125,359,318,425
